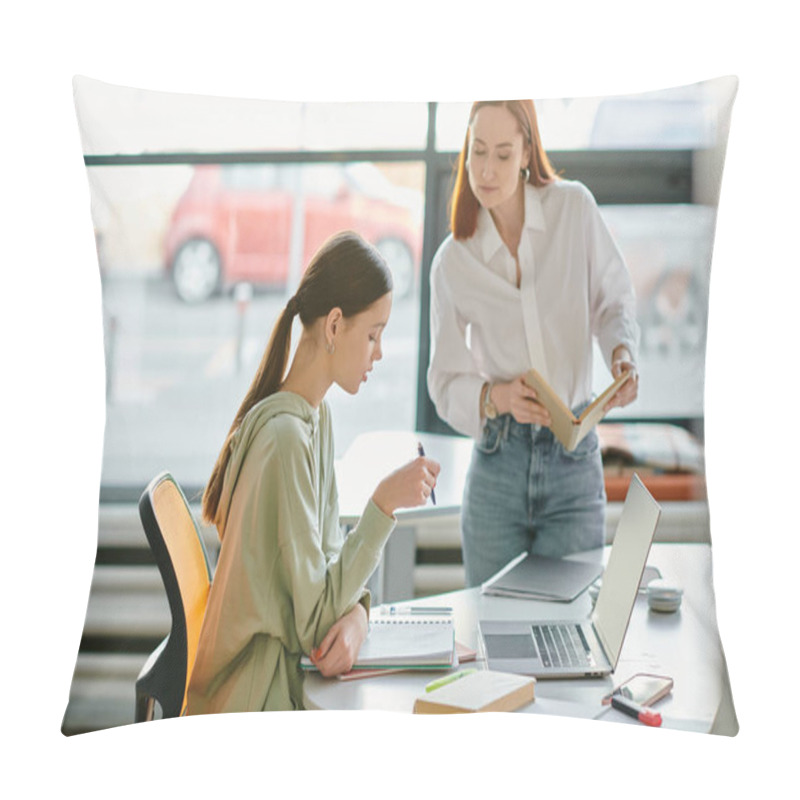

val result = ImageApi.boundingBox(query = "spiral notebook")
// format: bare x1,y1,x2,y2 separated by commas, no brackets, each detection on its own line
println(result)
335,640,476,681
301,615,456,670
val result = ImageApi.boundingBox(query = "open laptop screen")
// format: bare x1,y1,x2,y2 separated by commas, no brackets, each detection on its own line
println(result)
591,475,661,668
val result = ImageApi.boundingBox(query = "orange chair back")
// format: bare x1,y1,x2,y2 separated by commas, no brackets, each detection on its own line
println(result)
149,476,212,714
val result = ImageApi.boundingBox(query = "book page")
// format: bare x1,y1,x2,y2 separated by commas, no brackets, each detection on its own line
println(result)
572,372,632,449
523,369,579,450
356,617,454,666
524,369,631,452
577,370,631,424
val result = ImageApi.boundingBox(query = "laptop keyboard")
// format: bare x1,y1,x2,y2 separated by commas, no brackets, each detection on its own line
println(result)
531,624,592,668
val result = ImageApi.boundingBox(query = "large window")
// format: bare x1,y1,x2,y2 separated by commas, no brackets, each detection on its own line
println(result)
596,204,715,418
85,79,733,498
95,159,425,494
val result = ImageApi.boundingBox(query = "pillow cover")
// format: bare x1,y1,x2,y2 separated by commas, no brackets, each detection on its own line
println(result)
62,75,738,737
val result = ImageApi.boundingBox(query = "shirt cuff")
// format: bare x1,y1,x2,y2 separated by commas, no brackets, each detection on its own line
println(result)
363,495,397,527
352,497,396,564
600,331,638,373
611,338,639,369
436,373,488,441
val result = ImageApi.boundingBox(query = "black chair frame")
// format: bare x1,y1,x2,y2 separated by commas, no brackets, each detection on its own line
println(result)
134,472,212,722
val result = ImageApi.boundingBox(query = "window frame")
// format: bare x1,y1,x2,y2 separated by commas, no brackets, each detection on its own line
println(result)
86,102,706,500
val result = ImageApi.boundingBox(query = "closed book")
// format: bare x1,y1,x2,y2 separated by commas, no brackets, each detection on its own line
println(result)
413,670,536,714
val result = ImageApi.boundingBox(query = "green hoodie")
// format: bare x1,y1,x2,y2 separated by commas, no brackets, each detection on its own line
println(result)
186,391,395,713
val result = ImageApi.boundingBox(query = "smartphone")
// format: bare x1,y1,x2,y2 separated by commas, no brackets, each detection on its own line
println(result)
601,673,673,706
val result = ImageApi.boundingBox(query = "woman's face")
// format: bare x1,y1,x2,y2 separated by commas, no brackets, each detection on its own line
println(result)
331,292,393,395
467,105,531,215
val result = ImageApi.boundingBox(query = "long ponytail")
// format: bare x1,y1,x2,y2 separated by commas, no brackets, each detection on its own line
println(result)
201,301,297,525
201,231,392,526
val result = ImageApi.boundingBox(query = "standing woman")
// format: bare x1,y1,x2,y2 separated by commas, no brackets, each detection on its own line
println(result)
187,231,439,714
428,101,639,587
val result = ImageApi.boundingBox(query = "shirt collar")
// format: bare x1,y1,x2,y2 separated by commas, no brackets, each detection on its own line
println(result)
476,183,547,262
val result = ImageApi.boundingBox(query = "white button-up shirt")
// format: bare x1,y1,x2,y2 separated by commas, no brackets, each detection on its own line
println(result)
427,180,639,440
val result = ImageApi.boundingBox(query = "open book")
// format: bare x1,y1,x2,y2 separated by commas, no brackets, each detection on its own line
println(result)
300,615,456,671
524,368,631,452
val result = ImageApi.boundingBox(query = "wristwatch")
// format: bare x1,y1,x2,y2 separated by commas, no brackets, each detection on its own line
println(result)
482,382,498,420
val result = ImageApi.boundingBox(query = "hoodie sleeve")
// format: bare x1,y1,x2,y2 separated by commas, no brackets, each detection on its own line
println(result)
270,416,395,654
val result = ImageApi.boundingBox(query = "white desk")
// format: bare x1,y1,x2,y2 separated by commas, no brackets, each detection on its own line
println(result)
303,543,737,734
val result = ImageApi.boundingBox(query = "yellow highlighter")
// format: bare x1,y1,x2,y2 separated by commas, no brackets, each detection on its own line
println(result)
425,669,477,693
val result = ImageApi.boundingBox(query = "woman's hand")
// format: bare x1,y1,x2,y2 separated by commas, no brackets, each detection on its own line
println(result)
604,346,639,410
493,377,551,427
309,603,369,678
371,456,440,517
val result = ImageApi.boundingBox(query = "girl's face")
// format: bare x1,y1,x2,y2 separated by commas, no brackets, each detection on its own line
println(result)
331,292,393,395
467,105,531,215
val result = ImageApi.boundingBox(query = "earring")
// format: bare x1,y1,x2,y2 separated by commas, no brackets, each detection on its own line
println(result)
521,167,531,182
326,342,335,355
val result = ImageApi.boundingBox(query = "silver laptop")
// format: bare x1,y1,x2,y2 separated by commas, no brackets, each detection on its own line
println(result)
478,474,661,678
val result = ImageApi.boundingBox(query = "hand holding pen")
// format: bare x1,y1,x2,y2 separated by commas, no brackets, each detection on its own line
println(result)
371,445,440,516
417,442,436,505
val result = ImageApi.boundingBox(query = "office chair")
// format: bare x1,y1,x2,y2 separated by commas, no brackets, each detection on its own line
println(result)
134,472,213,722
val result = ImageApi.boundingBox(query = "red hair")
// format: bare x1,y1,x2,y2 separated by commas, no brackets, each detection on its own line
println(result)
449,100,557,240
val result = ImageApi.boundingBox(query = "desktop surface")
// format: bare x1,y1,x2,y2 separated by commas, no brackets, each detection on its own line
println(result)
303,544,733,733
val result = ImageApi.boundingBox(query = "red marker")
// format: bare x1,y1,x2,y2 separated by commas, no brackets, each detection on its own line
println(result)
611,695,662,727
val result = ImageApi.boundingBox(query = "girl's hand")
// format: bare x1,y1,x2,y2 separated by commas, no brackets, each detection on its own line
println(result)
493,377,551,427
605,347,639,410
309,603,369,677
372,456,440,517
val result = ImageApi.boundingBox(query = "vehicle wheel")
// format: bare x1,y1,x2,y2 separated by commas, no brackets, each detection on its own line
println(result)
171,238,222,303
375,238,415,299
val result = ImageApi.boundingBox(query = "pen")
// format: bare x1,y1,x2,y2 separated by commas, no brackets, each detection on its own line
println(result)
425,669,477,693
417,441,436,505
385,605,453,615
610,695,662,727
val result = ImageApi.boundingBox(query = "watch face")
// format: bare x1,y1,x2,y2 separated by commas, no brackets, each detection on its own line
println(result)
484,384,497,419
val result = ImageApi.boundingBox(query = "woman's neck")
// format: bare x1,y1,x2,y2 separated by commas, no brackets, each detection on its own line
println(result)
280,335,331,408
489,182,526,257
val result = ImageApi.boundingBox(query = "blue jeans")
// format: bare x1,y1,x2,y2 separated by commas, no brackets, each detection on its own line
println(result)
461,409,606,587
